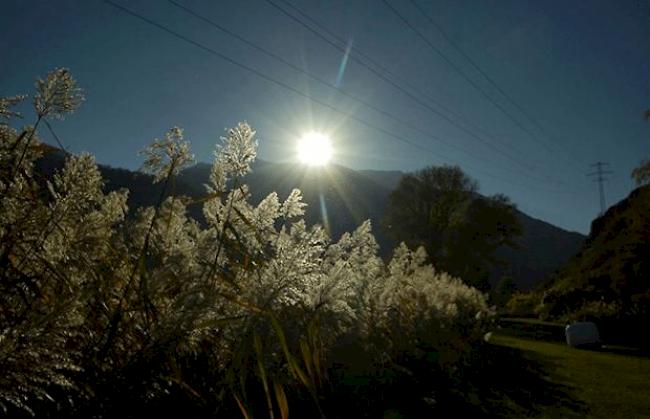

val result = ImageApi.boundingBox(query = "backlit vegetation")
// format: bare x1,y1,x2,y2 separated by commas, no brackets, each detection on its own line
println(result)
0,69,495,417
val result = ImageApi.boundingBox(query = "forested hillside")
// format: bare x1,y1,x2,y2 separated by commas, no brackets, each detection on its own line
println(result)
540,185,650,345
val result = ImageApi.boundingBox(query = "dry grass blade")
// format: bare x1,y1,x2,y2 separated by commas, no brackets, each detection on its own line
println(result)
273,380,290,419
299,340,314,385
234,394,252,419
254,334,275,419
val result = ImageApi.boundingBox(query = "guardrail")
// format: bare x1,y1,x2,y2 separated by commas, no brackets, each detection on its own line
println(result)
496,317,566,343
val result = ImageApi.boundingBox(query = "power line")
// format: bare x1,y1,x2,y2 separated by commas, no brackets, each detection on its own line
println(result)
102,0,579,195
274,0,505,146
165,1,471,162
166,0,562,187
102,2,444,157
43,120,68,153
263,0,563,184
382,0,561,158
407,0,588,168
587,161,613,215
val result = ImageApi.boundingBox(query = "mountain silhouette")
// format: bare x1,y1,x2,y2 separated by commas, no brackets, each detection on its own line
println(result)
35,150,584,290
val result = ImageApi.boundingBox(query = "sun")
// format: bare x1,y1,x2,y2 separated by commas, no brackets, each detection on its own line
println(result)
297,131,333,166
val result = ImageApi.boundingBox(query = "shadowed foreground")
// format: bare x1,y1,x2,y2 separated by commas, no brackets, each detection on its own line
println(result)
489,333,650,418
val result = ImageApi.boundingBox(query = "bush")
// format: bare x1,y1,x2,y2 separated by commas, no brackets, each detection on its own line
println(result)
505,292,542,318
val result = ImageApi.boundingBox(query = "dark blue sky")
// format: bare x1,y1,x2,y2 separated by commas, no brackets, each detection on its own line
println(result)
2,0,649,234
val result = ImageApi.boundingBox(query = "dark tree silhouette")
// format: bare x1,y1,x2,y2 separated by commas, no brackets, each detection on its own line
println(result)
383,165,522,290
632,109,650,185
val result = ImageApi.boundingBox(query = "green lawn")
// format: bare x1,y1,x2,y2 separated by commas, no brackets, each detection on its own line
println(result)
490,332,650,418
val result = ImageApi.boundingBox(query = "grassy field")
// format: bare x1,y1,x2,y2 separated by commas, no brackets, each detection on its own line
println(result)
490,327,650,418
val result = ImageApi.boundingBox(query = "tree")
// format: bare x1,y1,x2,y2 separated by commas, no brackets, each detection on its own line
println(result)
631,110,650,186
631,160,650,186
383,165,522,290
493,275,517,307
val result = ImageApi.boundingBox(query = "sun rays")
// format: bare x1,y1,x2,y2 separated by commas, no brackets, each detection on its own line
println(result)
297,131,333,166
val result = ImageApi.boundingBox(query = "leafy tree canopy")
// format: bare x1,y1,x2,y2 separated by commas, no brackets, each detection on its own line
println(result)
383,165,522,290
631,109,650,186
631,160,650,186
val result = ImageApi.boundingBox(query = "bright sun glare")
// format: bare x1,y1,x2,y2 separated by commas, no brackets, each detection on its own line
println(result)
297,131,333,166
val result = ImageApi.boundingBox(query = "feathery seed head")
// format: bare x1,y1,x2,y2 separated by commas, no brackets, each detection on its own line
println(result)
140,126,195,183
34,68,85,119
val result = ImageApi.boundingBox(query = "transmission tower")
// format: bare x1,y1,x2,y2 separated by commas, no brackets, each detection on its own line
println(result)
587,162,613,216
